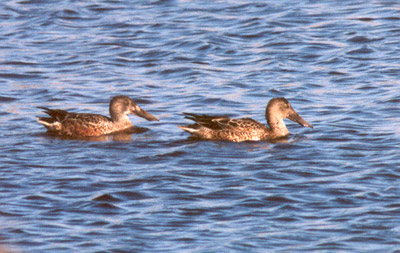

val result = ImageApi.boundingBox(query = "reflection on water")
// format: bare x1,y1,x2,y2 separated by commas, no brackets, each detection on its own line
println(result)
41,127,149,142
1,0,400,252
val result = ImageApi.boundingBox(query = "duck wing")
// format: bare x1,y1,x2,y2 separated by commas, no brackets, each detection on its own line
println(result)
182,113,225,130
227,117,267,130
38,107,111,126
183,113,265,131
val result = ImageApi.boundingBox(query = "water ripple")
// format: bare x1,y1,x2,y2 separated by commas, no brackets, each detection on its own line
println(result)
0,0,400,252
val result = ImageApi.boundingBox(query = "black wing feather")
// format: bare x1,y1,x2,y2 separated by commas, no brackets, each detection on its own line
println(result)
38,107,69,122
183,112,235,130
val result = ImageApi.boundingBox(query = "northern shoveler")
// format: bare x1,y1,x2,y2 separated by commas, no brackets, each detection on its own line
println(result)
178,97,313,142
37,95,159,137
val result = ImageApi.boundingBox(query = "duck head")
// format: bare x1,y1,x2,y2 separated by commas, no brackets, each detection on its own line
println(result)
266,97,313,129
110,95,159,122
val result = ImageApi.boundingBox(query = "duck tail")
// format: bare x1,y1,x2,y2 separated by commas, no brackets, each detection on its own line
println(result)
37,117,62,131
37,107,68,122
177,125,199,134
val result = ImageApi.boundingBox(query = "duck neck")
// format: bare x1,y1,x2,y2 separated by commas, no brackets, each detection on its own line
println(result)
111,113,133,127
267,115,289,138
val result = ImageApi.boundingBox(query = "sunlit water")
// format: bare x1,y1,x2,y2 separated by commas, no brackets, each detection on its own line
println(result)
1,1,400,252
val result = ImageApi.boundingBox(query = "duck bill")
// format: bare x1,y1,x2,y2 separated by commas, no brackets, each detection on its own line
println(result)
132,106,159,121
287,111,313,128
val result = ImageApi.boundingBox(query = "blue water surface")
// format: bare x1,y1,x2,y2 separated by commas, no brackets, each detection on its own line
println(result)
0,0,400,252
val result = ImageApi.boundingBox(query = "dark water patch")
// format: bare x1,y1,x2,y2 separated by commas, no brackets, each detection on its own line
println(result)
105,177,162,188
272,215,298,223
263,195,298,204
356,17,375,22
347,35,381,43
328,71,346,75
92,193,121,202
1,60,36,66
0,73,41,79
385,203,400,209
152,150,187,159
23,195,53,202
92,202,121,210
382,16,400,21
238,198,267,208
53,9,82,21
0,96,17,102
179,208,208,216
114,191,151,201
347,46,374,55
0,211,22,217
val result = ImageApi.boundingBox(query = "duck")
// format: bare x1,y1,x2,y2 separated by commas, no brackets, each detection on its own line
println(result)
178,97,313,142
37,95,159,137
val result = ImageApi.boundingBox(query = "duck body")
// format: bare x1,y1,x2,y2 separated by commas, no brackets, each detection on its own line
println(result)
37,109,124,136
179,114,271,142
38,95,158,137
179,97,313,142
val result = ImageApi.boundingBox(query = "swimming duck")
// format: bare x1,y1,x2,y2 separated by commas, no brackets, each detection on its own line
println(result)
178,97,313,142
37,95,159,137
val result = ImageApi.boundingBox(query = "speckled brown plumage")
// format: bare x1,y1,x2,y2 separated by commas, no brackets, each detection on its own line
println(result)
38,95,158,137
178,97,313,142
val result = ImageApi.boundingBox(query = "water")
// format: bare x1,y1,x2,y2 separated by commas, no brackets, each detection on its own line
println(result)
1,0,400,252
